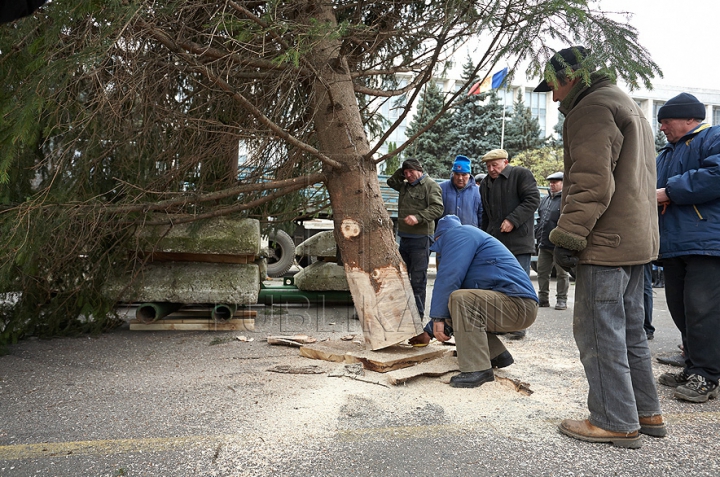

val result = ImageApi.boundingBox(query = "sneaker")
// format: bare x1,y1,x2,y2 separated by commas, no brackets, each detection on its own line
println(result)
658,370,690,387
555,299,567,310
506,330,526,340
674,374,720,403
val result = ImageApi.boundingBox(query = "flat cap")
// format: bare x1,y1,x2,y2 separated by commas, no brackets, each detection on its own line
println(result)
546,172,563,181
481,149,509,162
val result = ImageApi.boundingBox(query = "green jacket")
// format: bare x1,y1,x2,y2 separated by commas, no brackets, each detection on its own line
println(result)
387,169,443,236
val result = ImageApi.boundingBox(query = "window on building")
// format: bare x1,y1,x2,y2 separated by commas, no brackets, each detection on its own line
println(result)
497,88,515,113
526,89,547,138
713,107,720,126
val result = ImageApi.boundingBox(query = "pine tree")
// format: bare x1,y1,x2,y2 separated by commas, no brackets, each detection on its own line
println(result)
447,55,500,170
504,91,545,159
548,115,566,148
404,82,455,177
0,0,665,344
448,56,505,172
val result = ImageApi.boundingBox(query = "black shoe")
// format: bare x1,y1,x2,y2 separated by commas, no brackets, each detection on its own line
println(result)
646,332,654,340
506,330,526,340
658,369,690,387
490,350,514,369
449,369,494,388
539,300,550,308
656,353,685,368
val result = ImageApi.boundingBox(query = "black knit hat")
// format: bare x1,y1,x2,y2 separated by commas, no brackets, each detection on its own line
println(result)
401,158,423,172
534,46,589,93
657,93,706,121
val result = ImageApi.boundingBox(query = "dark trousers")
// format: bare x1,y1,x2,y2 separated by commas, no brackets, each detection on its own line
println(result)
663,255,720,385
399,236,431,318
643,263,655,335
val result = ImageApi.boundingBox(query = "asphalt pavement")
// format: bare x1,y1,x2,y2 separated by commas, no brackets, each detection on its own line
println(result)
1,272,718,477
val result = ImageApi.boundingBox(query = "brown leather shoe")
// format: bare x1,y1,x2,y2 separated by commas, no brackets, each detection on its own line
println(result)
639,415,667,437
559,419,641,448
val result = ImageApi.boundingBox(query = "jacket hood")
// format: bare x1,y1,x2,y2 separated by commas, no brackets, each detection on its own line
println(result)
430,215,462,252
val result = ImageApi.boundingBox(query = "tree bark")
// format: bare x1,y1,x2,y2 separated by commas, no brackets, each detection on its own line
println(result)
302,2,422,349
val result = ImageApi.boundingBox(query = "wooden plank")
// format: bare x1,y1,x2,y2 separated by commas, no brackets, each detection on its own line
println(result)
348,345,450,373
129,318,254,331
299,340,365,363
168,309,257,318
385,353,458,385
300,340,448,372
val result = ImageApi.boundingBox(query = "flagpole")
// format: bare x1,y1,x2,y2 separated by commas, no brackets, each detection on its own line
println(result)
500,88,507,149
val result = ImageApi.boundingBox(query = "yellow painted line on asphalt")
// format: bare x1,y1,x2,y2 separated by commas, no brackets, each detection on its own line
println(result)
0,434,249,461
2,411,719,460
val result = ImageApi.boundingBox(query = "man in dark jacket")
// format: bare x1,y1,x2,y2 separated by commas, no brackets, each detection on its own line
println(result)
534,172,569,310
387,158,443,322
654,92,720,403
480,148,540,273
420,215,538,387
479,148,540,339
537,46,664,448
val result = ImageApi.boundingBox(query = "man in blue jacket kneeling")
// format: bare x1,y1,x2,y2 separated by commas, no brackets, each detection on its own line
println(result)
415,215,539,388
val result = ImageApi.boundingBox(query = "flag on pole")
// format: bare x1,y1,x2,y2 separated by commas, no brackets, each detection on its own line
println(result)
468,67,509,95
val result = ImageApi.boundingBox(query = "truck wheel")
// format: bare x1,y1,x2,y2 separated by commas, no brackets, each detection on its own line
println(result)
266,229,295,277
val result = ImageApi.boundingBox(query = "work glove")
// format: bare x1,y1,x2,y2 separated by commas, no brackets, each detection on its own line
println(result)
553,246,578,273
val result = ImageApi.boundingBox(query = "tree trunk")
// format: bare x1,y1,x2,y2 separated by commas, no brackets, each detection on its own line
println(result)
303,2,422,349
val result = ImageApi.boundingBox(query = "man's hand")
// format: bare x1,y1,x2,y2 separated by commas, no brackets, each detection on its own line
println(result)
500,219,514,233
433,320,450,342
554,246,578,273
657,188,671,214
404,214,419,226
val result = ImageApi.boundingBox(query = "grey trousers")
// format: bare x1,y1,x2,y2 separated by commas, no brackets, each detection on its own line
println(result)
446,290,538,372
537,248,569,302
573,264,662,433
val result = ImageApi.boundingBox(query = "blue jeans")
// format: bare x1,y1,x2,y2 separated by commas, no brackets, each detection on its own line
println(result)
399,236,431,318
663,255,720,385
643,263,655,335
573,264,661,433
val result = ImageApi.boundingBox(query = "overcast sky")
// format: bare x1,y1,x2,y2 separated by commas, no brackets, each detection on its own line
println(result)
599,0,718,90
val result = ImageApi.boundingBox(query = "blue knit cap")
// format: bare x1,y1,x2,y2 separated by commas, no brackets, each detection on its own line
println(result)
452,155,471,174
